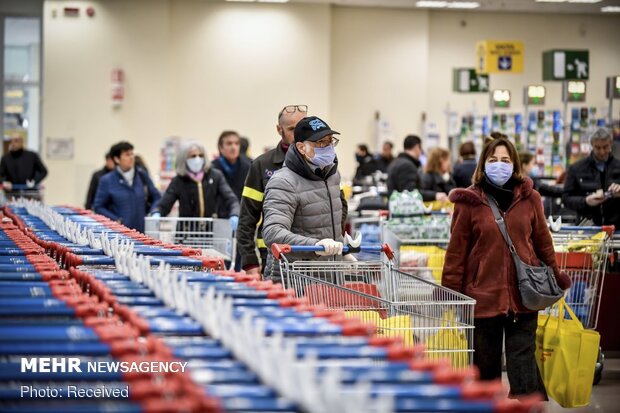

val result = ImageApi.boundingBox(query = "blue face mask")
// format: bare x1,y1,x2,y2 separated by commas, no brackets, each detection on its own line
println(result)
485,162,513,186
308,145,336,168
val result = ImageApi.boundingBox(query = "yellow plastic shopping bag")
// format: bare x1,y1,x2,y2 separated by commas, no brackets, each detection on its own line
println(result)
424,310,470,369
535,299,600,408
399,245,446,284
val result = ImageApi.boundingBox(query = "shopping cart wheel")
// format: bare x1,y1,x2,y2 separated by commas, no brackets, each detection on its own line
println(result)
593,347,604,385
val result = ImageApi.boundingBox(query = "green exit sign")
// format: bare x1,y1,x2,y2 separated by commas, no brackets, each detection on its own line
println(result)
452,68,489,93
606,76,620,99
543,50,589,81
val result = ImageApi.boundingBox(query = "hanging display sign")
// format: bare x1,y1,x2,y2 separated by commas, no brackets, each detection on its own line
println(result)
606,76,620,99
476,40,524,74
562,81,587,103
524,85,546,106
452,68,489,93
491,89,511,109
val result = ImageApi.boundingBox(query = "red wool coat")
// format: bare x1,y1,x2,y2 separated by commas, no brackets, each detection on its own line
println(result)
442,178,560,318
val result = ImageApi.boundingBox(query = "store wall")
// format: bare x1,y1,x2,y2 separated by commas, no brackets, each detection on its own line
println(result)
330,7,429,166
43,0,330,206
426,11,620,147
168,1,331,153
42,1,620,206
44,0,172,206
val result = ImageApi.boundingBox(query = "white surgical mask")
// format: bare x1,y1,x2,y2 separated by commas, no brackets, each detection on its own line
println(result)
186,156,205,173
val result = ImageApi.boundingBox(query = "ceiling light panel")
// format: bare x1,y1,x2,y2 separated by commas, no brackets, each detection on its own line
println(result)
416,1,448,8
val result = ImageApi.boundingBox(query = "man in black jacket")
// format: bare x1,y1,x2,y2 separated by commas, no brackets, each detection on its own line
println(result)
562,128,620,227
237,105,307,276
85,151,115,210
386,135,448,202
0,134,47,198
212,131,251,202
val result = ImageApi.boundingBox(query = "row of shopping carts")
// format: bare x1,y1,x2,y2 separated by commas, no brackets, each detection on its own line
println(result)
139,206,614,378
0,199,542,413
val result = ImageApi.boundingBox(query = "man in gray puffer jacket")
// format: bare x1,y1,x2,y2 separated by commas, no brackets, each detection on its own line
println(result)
263,116,350,282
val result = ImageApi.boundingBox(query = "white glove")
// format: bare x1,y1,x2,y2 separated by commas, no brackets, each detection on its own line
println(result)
150,212,161,218
315,239,343,256
26,180,35,189
343,254,358,262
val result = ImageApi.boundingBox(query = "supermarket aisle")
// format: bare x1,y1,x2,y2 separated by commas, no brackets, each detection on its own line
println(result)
539,357,620,412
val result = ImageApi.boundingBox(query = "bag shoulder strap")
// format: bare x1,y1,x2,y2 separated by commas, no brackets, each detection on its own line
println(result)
485,193,518,255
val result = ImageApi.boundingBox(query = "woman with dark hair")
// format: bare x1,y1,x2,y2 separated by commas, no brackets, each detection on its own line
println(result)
422,147,455,194
453,141,477,188
442,136,571,398
155,141,240,227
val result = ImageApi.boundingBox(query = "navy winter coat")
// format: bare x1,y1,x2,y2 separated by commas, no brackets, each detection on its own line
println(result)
93,168,161,233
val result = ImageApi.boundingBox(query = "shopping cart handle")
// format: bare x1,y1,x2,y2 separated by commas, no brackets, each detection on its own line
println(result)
557,225,615,236
271,243,394,260
7,184,40,190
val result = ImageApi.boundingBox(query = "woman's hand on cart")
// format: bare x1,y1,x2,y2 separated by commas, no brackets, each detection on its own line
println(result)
230,216,239,232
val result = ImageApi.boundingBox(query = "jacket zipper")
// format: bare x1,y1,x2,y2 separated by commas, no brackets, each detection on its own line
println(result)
324,180,337,240
601,164,610,221
197,181,205,218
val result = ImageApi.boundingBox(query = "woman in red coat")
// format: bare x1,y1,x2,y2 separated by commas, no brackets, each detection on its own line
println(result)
443,135,571,397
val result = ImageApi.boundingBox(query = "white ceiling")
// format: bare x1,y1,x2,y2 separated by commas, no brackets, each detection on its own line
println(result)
291,0,620,14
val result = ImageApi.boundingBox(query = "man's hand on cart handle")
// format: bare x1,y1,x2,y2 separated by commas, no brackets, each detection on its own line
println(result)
271,243,395,260
2,181,12,191
315,239,343,256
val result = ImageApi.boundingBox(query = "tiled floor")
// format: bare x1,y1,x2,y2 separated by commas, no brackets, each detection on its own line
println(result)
520,357,620,412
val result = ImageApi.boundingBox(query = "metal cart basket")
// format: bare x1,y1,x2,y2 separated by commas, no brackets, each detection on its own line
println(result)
145,217,235,267
551,225,614,330
272,243,476,369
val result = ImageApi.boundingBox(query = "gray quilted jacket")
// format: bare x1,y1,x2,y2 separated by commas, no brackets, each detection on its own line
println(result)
262,145,346,282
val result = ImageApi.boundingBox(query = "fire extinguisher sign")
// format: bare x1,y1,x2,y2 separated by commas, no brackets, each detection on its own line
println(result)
111,68,125,107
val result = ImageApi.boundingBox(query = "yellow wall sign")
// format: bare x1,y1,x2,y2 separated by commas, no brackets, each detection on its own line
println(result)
476,41,524,74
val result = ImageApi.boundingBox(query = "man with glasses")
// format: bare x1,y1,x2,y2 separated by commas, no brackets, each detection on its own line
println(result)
237,105,308,276
262,116,351,282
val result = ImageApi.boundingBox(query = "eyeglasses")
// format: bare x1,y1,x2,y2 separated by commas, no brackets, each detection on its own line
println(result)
311,137,339,148
279,105,308,120
282,104,308,114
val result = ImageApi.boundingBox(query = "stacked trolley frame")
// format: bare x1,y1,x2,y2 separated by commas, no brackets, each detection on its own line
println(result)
1,184,43,203
381,212,451,285
144,217,236,269
272,243,475,369
551,225,614,329
550,224,615,385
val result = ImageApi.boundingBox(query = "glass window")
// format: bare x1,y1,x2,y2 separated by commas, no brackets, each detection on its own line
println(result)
3,17,41,153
